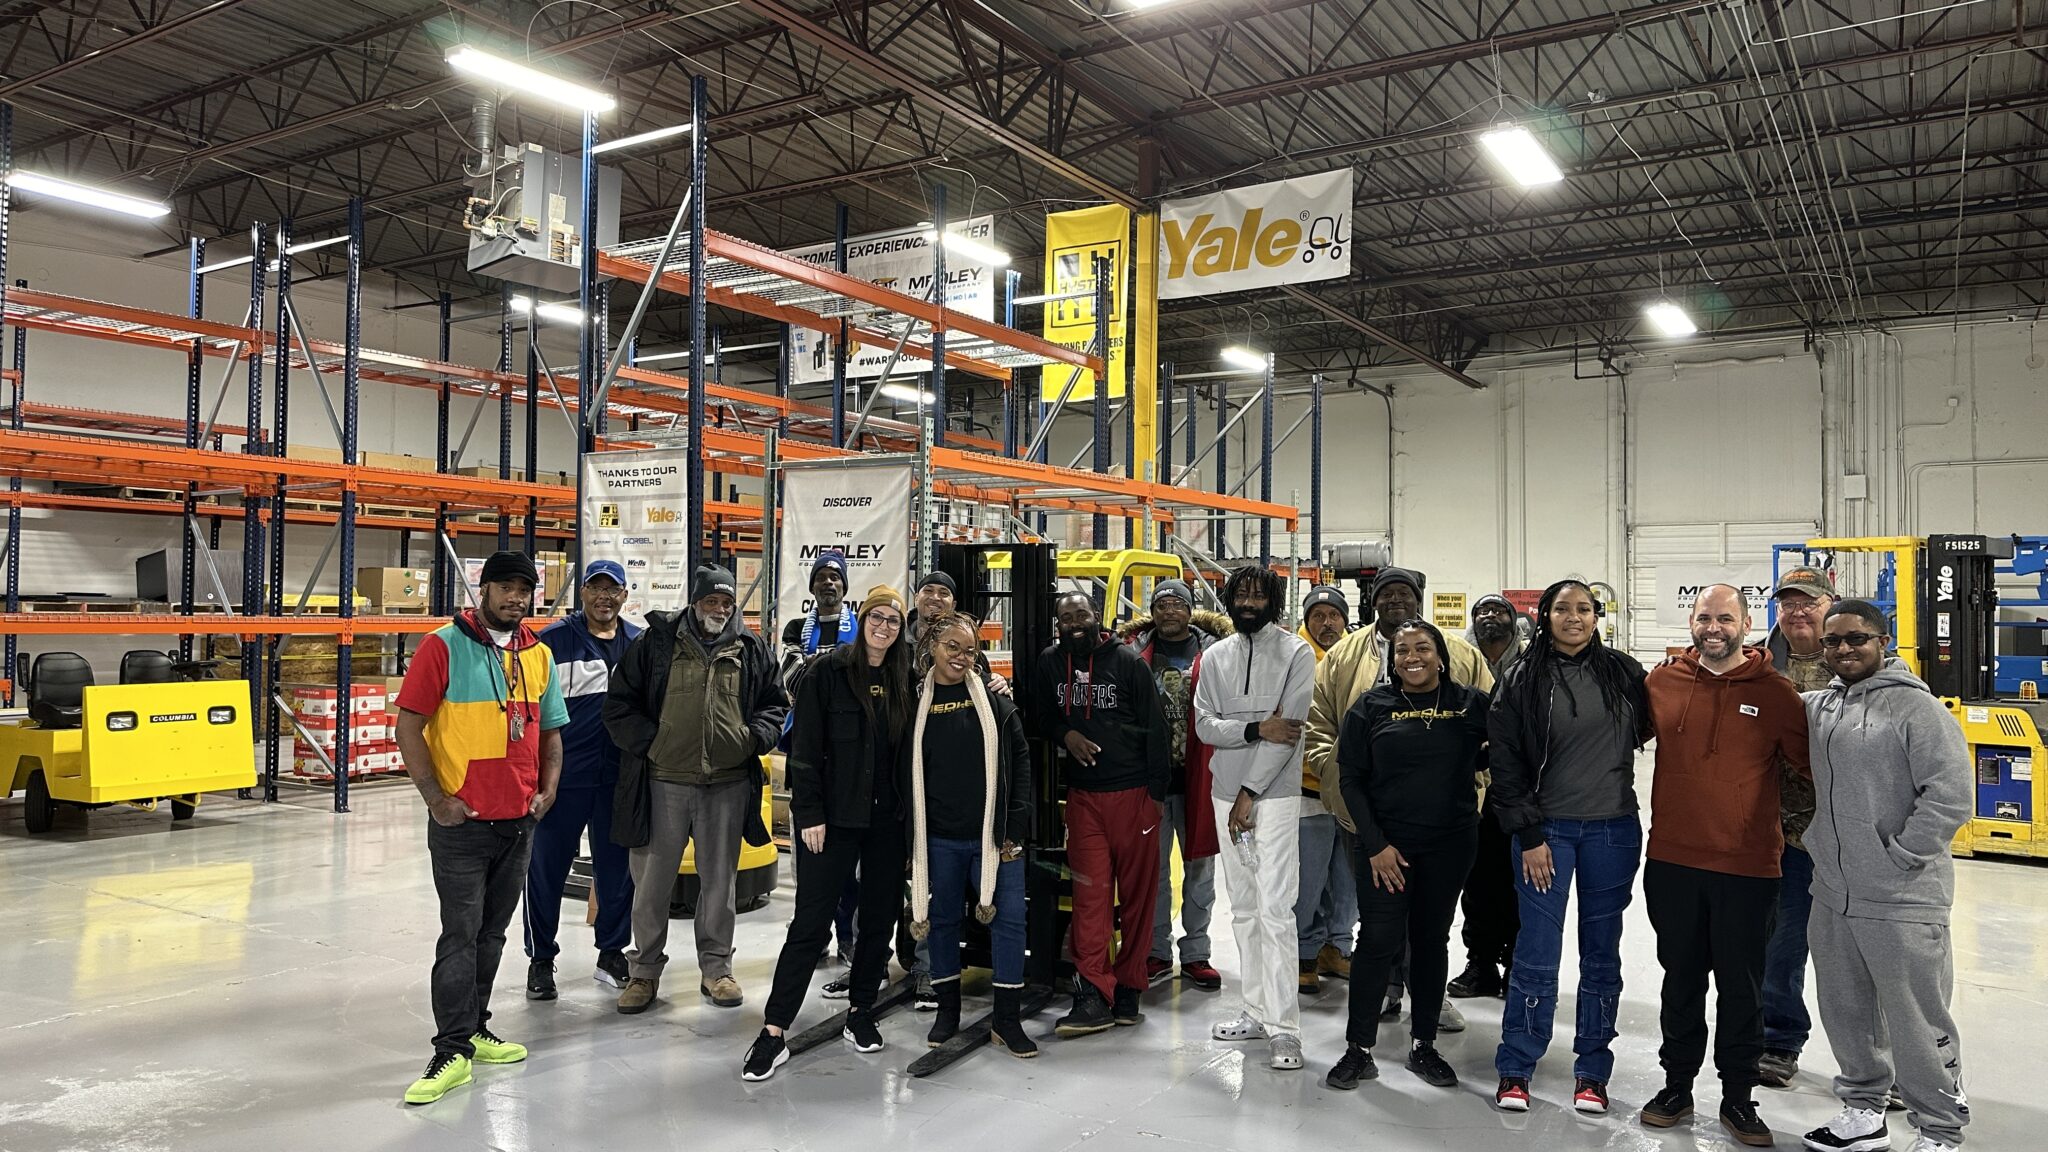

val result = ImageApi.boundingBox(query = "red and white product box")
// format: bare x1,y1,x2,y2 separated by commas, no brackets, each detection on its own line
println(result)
292,743,384,779
293,714,385,749
349,690,388,716
289,683,386,718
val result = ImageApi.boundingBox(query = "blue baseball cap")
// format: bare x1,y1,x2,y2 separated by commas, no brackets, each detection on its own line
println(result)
582,559,627,587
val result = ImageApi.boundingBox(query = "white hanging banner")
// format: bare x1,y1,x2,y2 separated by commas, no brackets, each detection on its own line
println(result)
1654,565,1775,630
1158,169,1353,300
580,447,691,626
776,462,914,644
783,216,1000,387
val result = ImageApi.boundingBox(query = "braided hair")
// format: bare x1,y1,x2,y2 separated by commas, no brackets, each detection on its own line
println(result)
915,610,980,679
1499,578,1636,729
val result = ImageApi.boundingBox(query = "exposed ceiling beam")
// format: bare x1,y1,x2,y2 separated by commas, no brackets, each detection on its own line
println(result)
1277,286,1487,390
0,0,259,101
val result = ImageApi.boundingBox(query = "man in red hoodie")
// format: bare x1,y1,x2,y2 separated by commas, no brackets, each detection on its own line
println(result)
1639,584,1811,1147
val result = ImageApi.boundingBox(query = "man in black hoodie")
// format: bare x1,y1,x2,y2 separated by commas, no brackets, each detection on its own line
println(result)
1035,590,1169,1036
605,564,787,1016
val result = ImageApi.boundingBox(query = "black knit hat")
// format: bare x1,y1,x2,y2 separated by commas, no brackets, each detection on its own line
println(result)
1370,566,1425,603
917,571,957,596
479,550,538,587
691,564,738,604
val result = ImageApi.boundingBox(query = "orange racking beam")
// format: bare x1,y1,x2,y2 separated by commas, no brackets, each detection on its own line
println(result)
0,613,445,638
5,490,576,539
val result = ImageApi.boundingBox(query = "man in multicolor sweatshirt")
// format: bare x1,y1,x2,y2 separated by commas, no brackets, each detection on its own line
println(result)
396,550,570,1106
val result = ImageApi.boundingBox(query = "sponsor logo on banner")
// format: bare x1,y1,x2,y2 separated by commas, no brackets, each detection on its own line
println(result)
644,506,679,524
621,536,653,546
1042,203,1129,401
1654,566,1773,629
781,217,1001,387
777,464,913,642
1158,169,1352,299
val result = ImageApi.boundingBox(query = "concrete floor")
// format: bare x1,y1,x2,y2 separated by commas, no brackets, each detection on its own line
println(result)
3,782,2045,1152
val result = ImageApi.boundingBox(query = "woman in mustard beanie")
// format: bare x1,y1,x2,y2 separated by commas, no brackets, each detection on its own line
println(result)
744,585,913,1081
905,612,1037,1056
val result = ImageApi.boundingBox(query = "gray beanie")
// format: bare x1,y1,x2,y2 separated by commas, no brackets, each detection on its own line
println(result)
1151,579,1193,608
1302,584,1350,619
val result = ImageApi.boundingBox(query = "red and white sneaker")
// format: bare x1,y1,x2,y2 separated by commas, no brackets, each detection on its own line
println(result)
1573,1077,1611,1114
1495,1077,1531,1112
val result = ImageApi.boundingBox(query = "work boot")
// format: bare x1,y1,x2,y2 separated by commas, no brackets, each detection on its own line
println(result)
1757,1049,1799,1087
702,975,743,1008
927,979,962,1048
1054,981,1116,1037
991,986,1038,1058
617,976,658,1014
1299,958,1321,995
1316,943,1351,980
1447,960,1499,999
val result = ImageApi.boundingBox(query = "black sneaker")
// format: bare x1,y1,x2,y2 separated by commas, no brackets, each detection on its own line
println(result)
526,959,557,1001
1640,1085,1695,1128
1573,1077,1610,1114
1325,1044,1377,1090
594,949,628,989
843,1010,886,1053
741,1030,788,1081
1720,1099,1774,1148
1405,1041,1457,1087
821,971,853,1000
1379,996,1402,1022
1757,1049,1798,1087
1112,985,1145,1026
913,973,938,1012
1447,961,1500,999
1053,986,1116,1037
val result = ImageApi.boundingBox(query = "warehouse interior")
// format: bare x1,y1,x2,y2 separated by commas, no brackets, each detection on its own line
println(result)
2,1,2046,1149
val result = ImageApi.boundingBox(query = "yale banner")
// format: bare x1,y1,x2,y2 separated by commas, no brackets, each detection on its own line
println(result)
776,462,913,644
1042,203,1128,401
1158,169,1353,300
580,448,692,626
783,216,1001,387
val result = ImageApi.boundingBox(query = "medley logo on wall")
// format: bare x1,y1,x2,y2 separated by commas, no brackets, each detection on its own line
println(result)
775,463,913,643
1041,204,1129,402
783,217,1000,387
580,447,690,626
1158,169,1353,299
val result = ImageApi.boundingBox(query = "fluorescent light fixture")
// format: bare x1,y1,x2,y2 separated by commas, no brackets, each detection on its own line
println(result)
880,382,936,405
922,229,1011,267
1009,290,1092,306
1643,301,1698,337
446,45,616,114
510,295,586,326
1219,345,1268,372
1477,126,1563,187
590,123,692,154
630,340,778,366
5,170,169,219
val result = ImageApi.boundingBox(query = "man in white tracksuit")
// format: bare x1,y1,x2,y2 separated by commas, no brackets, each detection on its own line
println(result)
1194,564,1319,1072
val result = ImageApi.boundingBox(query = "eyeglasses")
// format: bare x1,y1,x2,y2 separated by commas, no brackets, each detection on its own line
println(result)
1778,600,1824,615
583,585,627,599
1819,633,1881,649
864,612,903,631
935,637,975,656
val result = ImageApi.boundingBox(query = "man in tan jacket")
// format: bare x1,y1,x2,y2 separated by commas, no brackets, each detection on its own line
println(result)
1305,567,1495,1028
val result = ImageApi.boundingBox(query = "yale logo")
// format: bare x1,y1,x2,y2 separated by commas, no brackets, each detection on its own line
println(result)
1162,209,1311,279
645,506,679,524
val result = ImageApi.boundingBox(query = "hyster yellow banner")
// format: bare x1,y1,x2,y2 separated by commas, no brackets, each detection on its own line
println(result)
1042,203,1128,401
1159,169,1352,300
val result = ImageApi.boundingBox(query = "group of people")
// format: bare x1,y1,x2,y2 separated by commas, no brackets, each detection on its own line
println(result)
393,547,1976,1152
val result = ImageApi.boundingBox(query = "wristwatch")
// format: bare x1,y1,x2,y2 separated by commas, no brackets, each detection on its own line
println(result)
1244,721,1262,744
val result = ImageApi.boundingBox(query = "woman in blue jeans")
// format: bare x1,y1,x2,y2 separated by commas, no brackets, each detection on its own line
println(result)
905,613,1037,1056
1484,580,1651,1115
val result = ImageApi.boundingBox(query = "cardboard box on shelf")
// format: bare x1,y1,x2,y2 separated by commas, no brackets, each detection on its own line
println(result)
292,714,387,748
358,566,430,610
734,556,766,615
284,683,386,717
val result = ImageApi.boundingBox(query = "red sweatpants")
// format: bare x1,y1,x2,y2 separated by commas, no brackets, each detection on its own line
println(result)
1065,786,1163,1001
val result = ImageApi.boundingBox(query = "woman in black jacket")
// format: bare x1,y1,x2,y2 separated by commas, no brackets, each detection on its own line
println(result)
1485,579,1651,1116
907,612,1037,1057
1327,620,1491,1092
743,586,913,1081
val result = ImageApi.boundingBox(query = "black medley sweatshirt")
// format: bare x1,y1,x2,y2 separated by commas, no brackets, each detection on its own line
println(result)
1032,629,1170,798
1336,680,1492,858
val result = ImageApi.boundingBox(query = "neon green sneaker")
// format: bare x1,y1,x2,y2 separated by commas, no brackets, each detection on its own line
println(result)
469,1027,527,1064
404,1052,472,1105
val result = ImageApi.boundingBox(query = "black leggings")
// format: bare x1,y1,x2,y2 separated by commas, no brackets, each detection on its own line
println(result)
1346,829,1478,1050
763,818,905,1029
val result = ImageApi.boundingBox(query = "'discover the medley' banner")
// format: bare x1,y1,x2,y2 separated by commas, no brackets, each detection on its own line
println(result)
775,462,912,642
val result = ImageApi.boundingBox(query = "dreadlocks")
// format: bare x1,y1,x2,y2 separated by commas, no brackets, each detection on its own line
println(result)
1499,579,1639,732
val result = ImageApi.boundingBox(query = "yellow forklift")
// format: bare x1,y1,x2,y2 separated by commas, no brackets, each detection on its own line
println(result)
1788,537,2048,859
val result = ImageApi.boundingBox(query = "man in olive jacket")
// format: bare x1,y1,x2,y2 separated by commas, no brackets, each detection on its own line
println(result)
604,565,788,1015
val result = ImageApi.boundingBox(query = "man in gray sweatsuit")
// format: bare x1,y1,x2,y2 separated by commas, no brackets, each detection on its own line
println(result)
1799,600,1972,1152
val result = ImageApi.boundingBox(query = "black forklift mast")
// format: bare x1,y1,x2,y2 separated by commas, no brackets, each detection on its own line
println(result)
1921,534,2016,701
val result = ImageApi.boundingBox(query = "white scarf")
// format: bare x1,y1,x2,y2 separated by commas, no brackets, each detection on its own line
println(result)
907,668,1001,938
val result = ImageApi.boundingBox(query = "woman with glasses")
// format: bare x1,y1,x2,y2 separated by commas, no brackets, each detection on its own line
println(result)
743,586,914,1081
906,612,1037,1057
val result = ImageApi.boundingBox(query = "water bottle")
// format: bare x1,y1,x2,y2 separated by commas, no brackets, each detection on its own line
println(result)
1234,827,1258,870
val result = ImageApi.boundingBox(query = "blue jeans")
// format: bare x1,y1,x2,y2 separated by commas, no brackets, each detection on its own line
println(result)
926,837,1026,986
1296,811,1358,959
1495,815,1642,1084
1762,843,1814,1054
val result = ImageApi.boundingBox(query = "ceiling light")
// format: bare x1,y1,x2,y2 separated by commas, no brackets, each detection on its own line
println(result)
922,229,1011,267
590,123,692,155
446,45,616,114
5,170,169,219
880,383,936,405
1477,126,1563,188
1219,345,1268,373
1643,301,1698,338
510,295,586,326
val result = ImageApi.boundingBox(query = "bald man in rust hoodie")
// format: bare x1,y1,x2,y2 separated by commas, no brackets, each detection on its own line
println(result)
1639,585,1811,1147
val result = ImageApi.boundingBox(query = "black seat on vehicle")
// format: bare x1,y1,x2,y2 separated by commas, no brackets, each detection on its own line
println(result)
26,652,94,730
119,649,177,685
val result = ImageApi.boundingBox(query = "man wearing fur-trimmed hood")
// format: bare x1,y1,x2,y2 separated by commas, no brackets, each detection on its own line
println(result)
1123,578,1227,991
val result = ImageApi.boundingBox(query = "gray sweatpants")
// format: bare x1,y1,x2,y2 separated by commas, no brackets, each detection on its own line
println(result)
1809,901,1969,1147
627,777,752,983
